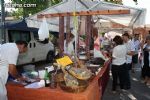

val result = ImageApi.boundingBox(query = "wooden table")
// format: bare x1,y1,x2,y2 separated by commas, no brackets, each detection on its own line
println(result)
6,60,110,100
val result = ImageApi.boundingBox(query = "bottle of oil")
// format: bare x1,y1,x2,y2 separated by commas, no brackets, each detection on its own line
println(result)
44,68,50,87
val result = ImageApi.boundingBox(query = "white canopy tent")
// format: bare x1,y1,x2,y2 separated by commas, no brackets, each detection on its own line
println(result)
123,0,150,25
26,0,145,32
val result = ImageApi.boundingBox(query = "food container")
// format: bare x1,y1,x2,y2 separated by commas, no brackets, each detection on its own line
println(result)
59,80,88,93
79,51,86,55
79,55,87,60
65,67,92,80
86,64,100,74
55,73,64,82
87,67,98,74
90,58,105,65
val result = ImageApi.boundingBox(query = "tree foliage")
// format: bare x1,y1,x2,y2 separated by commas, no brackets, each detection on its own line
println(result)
12,0,62,19
104,0,122,4
104,0,137,4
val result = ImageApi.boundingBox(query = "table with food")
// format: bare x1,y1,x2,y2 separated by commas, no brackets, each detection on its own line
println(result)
6,49,110,100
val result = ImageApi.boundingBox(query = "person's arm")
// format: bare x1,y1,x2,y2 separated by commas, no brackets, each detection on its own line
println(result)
9,64,26,81
127,51,135,56
8,45,27,81
140,40,145,49
9,64,20,79
127,41,135,56
112,47,117,59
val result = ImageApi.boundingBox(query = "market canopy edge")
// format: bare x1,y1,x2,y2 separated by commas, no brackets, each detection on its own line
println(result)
37,9,130,18
26,0,145,32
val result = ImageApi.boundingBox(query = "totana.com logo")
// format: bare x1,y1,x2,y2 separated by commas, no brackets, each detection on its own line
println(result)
4,3,37,8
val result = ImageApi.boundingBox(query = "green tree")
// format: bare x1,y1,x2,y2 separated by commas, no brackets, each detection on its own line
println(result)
104,0,122,4
12,0,62,19
12,9,23,19
104,0,137,5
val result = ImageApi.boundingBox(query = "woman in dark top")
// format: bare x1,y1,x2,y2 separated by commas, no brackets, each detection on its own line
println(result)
142,35,150,86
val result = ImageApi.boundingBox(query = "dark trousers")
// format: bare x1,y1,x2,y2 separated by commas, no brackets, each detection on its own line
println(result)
142,65,150,78
124,63,131,89
132,54,138,64
142,65,146,78
111,63,126,91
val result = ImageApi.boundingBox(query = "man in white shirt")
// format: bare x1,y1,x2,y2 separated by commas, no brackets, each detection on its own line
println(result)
132,34,140,73
123,33,135,66
0,40,28,100
122,32,135,90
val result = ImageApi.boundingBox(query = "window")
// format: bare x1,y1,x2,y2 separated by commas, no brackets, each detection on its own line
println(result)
8,30,31,43
33,32,49,44
33,31,39,40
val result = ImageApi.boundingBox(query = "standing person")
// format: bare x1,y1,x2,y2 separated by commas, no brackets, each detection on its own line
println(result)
111,36,127,93
93,35,106,60
122,32,135,90
142,35,150,86
101,35,110,52
64,33,75,56
132,33,140,73
0,40,28,100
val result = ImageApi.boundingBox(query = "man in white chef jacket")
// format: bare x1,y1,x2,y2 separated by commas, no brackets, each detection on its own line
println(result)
0,40,28,100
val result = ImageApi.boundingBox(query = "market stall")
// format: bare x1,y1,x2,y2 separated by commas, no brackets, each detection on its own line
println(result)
6,60,110,100
6,1,145,100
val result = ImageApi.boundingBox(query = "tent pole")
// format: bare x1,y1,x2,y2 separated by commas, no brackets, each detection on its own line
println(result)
85,15,92,59
59,16,64,57
66,15,71,47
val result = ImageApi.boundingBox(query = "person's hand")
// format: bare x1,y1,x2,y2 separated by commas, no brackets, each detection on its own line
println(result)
16,76,27,82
